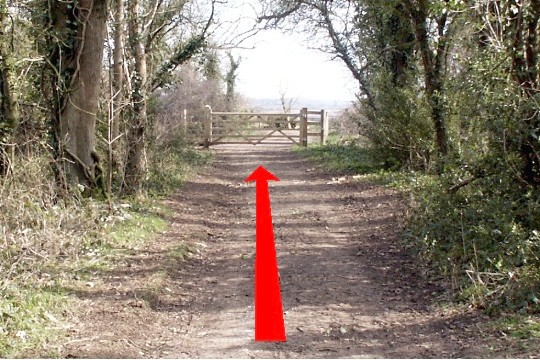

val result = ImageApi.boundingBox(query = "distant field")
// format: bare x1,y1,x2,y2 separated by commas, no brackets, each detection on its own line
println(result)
246,97,353,114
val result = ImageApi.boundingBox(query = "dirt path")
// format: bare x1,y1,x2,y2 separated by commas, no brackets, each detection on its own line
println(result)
61,145,506,358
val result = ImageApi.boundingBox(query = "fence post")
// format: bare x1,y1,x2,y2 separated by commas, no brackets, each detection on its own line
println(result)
320,110,328,145
204,105,212,148
181,108,187,138
300,107,308,146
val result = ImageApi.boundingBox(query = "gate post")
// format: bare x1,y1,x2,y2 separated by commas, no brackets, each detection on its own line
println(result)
320,110,328,145
181,108,187,138
204,105,212,148
300,107,308,147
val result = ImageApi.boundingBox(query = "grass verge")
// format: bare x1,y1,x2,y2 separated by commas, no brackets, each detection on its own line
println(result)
0,285,67,358
0,143,212,357
294,143,434,191
147,139,213,197
294,143,381,175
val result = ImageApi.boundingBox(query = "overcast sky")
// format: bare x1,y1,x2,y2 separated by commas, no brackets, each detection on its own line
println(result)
212,1,358,101
233,29,358,101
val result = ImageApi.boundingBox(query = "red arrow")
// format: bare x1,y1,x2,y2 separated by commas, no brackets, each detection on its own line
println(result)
245,166,286,342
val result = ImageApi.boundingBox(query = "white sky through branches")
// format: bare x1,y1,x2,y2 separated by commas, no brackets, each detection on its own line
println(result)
235,29,357,101
213,1,357,101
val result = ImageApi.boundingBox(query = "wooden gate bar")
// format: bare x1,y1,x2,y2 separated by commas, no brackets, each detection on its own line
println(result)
213,134,301,138
211,112,301,117
210,141,300,145
203,105,326,147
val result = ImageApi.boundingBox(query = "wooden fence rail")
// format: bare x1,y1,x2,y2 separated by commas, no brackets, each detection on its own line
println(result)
203,106,328,148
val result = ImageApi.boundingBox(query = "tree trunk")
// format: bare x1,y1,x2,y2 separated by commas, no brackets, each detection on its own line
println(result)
122,0,147,196
508,0,540,186
110,0,125,188
46,0,109,193
225,53,240,112
405,0,450,172
0,0,19,175
61,0,108,192
387,4,414,86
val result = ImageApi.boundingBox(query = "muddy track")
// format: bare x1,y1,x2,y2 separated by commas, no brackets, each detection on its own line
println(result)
60,145,505,358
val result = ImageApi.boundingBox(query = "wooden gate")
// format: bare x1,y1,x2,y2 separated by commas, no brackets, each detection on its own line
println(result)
203,106,328,147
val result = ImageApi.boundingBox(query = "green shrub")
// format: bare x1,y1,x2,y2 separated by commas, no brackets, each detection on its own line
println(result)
298,139,540,314
406,169,540,313
354,71,434,171
146,138,212,196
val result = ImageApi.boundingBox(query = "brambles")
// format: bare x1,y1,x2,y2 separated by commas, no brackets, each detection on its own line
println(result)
297,135,540,315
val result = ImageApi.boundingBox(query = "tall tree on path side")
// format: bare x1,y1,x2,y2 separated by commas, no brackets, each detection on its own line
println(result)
43,0,109,194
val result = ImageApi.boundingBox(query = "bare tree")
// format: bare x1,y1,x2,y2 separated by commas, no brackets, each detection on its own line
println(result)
122,0,148,195
258,0,376,109
109,0,126,186
225,52,241,111
0,0,20,175
278,84,296,129
44,0,109,194
259,0,459,171
154,60,227,144
120,0,216,195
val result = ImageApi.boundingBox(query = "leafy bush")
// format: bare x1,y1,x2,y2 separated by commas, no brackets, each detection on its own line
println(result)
406,171,540,313
354,71,434,171
298,138,540,314
393,49,540,314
